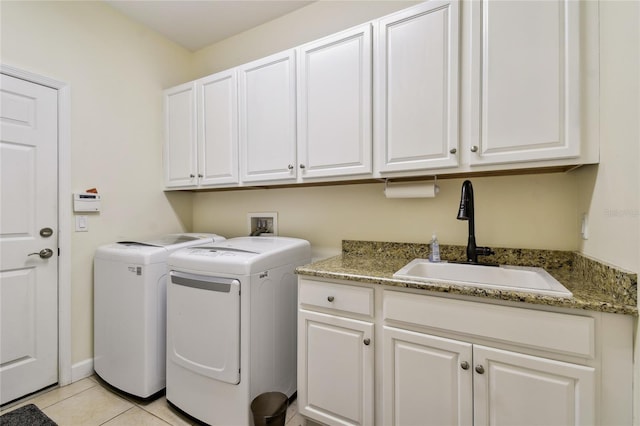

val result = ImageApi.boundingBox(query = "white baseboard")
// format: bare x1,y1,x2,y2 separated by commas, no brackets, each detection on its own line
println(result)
71,358,94,382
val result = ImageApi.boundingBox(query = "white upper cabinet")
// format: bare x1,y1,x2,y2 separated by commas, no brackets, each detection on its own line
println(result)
163,0,599,190
297,24,373,180
164,82,197,188
197,70,239,186
375,0,460,173
469,0,581,165
239,50,297,184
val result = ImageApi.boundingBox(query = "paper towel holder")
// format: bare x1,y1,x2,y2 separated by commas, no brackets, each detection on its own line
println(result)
384,176,438,191
383,176,439,199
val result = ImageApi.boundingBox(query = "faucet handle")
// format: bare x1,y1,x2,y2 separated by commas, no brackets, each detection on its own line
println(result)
477,247,495,257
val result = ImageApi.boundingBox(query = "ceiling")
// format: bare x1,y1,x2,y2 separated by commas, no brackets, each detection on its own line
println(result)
104,0,315,52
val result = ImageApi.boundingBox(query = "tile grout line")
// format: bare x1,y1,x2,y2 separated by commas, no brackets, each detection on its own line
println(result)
97,405,138,426
133,401,180,426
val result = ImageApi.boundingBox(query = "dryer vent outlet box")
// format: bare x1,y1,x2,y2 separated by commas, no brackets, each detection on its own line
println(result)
248,213,278,236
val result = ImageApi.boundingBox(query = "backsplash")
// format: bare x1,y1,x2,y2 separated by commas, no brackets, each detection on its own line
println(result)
341,240,575,269
573,254,638,307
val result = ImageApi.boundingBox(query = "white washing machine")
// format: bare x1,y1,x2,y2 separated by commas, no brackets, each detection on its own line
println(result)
166,236,311,426
94,233,226,399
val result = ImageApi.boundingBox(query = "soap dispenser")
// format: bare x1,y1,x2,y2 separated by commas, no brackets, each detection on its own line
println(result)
429,233,441,262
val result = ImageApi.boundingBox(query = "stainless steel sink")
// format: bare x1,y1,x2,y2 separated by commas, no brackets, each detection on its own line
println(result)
393,259,572,298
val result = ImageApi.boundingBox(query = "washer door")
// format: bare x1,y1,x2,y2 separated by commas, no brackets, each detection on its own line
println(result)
168,271,240,385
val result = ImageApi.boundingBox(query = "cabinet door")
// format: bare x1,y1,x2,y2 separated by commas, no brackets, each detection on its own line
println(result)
239,50,297,183
469,0,580,165
376,0,460,173
197,70,239,186
297,24,372,180
473,345,595,426
298,309,374,426
382,327,473,426
164,82,197,188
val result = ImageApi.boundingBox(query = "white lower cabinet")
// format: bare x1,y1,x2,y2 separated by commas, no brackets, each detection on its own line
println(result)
383,327,473,426
298,279,374,426
472,345,594,426
298,310,374,426
383,326,595,426
298,279,633,426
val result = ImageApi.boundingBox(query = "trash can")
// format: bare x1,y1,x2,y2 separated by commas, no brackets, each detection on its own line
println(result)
251,392,288,426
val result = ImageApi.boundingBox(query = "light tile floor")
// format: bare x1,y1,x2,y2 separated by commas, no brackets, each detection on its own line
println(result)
0,376,308,426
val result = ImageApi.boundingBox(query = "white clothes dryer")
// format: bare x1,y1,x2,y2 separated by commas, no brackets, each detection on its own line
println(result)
166,236,311,425
93,233,225,399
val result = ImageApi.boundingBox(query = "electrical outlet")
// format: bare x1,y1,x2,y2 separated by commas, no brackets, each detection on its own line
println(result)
248,212,278,236
580,213,589,240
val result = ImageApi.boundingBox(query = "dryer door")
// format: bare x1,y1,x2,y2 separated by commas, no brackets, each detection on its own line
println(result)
168,271,240,384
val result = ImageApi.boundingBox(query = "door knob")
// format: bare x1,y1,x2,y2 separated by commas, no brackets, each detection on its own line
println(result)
363,338,371,346
470,145,479,153
475,365,485,374
460,361,469,370
28,248,54,259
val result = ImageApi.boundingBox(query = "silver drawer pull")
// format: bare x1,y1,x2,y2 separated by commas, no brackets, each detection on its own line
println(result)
363,338,370,346
327,296,334,302
460,361,469,370
475,365,485,374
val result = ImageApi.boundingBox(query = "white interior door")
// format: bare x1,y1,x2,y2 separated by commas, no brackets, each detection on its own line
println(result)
0,74,58,405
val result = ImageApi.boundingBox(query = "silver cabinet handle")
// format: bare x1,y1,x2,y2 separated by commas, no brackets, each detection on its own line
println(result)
460,361,469,370
198,174,203,178
475,365,485,374
327,296,335,302
450,148,457,154
363,338,371,346
189,174,195,178
28,248,54,259
470,145,479,153
288,164,294,170
299,164,306,169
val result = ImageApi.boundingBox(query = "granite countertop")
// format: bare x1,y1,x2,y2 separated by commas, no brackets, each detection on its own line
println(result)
296,240,638,316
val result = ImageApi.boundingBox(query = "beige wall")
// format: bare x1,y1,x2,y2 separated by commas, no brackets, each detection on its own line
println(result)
1,1,195,364
193,173,580,260
576,0,639,274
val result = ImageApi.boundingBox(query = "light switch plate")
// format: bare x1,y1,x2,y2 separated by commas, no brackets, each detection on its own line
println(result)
75,215,88,232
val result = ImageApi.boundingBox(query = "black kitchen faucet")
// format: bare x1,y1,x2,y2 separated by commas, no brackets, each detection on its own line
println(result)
457,180,495,263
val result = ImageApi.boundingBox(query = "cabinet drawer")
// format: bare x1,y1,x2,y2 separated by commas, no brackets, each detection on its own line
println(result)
299,279,373,317
383,290,595,358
